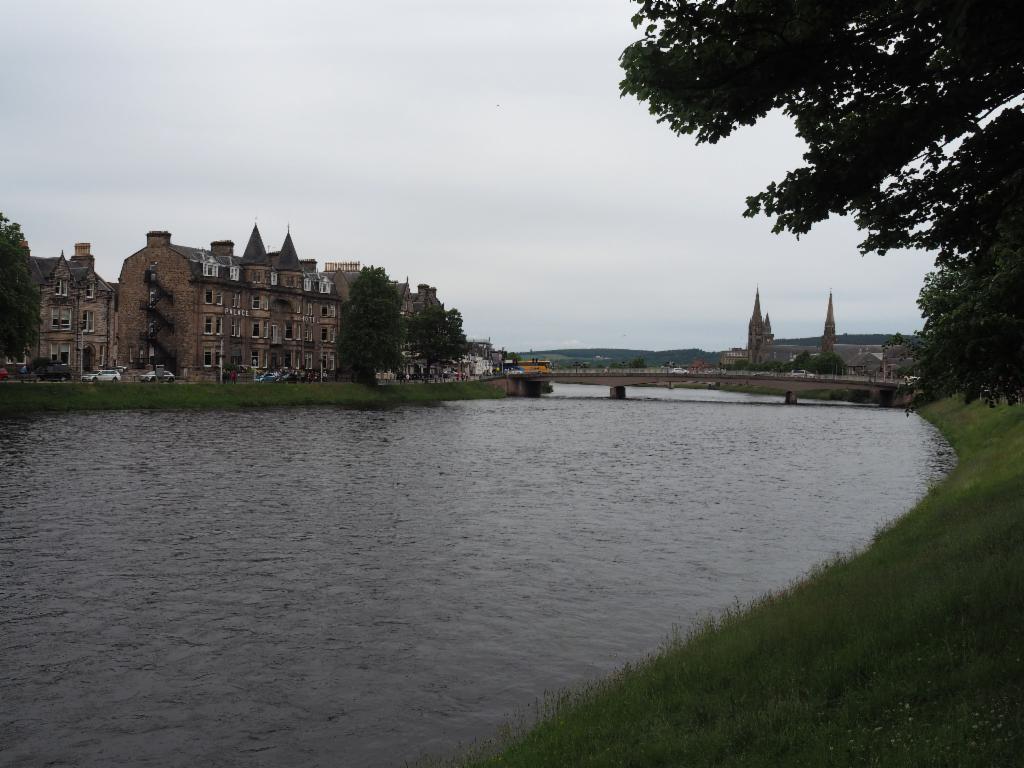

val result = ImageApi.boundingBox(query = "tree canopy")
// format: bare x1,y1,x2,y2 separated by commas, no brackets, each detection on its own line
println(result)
0,213,40,361
621,1,1024,404
336,266,404,384
406,304,467,376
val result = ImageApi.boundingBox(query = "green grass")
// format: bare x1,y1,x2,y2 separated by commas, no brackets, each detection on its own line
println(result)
0,381,504,415
442,399,1024,767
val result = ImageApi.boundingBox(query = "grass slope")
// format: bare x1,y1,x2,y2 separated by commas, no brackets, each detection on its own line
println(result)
0,381,503,415
452,399,1023,767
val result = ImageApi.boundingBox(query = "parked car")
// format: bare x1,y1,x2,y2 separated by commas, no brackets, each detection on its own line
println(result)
140,369,175,383
254,372,279,383
669,368,689,375
38,362,73,381
276,372,301,383
0,367,7,382
790,369,815,378
95,369,121,382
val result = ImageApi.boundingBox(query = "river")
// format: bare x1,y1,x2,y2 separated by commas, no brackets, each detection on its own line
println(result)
0,384,953,767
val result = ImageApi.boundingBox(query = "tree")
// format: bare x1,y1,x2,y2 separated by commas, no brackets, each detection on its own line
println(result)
406,304,467,379
336,266,404,384
0,212,40,361
620,1,1024,404
808,351,846,376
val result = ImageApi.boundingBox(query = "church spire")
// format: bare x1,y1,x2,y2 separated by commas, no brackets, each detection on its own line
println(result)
822,291,837,353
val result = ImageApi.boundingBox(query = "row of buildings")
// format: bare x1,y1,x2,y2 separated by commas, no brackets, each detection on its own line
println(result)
720,289,911,376
13,225,462,379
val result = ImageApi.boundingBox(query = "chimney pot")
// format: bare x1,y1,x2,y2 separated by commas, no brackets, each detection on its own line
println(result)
74,242,91,257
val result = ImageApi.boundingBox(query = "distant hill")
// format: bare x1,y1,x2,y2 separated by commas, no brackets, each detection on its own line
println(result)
514,348,717,366
517,335,916,367
773,333,917,346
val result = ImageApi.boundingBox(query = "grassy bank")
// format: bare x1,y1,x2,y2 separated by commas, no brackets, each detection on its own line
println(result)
0,381,503,415
449,399,1023,766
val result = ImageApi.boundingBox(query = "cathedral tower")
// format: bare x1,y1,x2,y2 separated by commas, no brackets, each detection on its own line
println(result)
747,288,773,363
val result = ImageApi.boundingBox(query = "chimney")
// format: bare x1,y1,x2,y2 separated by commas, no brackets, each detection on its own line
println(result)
300,258,318,272
72,242,95,270
417,283,429,294
146,231,172,248
428,287,438,301
19,239,30,258
211,240,234,257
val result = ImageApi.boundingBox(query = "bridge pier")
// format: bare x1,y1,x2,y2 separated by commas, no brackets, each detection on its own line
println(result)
610,385,626,399
784,390,798,405
877,389,895,408
505,377,543,397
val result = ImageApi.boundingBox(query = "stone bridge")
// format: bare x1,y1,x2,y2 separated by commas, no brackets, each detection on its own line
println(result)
493,369,905,407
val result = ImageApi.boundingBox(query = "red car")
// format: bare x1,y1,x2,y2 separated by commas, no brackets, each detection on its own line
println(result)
0,367,8,382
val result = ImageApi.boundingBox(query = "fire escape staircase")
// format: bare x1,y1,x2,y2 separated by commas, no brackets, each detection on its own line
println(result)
141,268,177,371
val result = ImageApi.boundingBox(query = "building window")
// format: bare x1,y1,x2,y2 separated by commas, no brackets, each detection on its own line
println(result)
303,277,312,291
255,271,263,283
55,279,68,297
270,271,278,286
251,351,260,367
328,353,335,370
60,309,72,330
251,320,261,338
232,292,240,308
262,296,269,310
204,348,213,367
205,288,214,304
85,283,94,299
263,322,269,339
203,262,219,278
251,294,261,310
328,304,336,318
51,309,60,329
59,343,71,363
204,317,213,335
306,302,313,316
216,317,223,336
271,324,280,344
82,310,94,333
304,326,312,342
321,327,328,342
285,321,293,340
230,266,240,281
319,281,329,293
320,304,328,318
231,318,240,337
216,291,223,306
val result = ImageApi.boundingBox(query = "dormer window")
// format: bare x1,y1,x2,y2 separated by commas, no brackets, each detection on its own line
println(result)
85,283,94,299
203,262,219,278
319,281,330,293
230,266,240,281
55,279,68,297
270,271,278,286
303,277,312,291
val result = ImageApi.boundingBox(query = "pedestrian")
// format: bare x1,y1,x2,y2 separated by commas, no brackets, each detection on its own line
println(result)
231,369,237,383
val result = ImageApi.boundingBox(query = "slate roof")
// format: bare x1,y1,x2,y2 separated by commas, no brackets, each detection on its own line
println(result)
277,231,301,270
241,224,268,265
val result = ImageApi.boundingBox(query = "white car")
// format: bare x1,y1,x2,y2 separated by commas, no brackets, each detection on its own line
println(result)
82,369,121,382
668,368,689,375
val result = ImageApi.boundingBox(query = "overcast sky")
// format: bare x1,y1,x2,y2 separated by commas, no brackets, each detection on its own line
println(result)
2,0,937,351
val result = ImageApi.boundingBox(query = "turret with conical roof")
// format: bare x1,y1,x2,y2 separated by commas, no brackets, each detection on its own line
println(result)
822,292,837,353
277,230,301,270
241,223,268,265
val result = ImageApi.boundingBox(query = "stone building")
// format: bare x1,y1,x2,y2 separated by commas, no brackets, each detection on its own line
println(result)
26,241,116,372
116,226,346,378
746,288,774,364
822,291,837,353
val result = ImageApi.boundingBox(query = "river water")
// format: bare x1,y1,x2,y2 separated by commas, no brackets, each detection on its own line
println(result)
0,384,953,767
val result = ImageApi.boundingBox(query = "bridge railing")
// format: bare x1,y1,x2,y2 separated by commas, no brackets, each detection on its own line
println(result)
522,368,898,386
